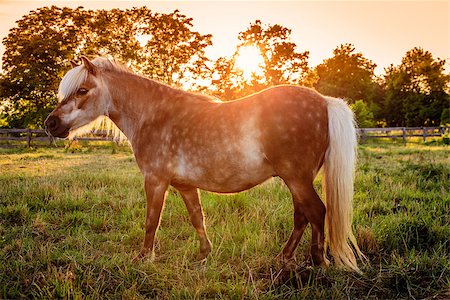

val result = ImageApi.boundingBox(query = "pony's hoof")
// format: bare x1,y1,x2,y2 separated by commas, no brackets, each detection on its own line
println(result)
196,249,211,261
132,249,155,262
196,254,207,261
275,252,293,264
196,242,211,261
310,255,329,268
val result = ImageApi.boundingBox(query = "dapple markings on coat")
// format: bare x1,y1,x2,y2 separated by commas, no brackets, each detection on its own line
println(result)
45,56,364,271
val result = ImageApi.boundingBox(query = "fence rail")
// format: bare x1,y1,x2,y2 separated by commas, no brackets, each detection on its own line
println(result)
0,129,115,147
0,127,449,147
357,126,449,144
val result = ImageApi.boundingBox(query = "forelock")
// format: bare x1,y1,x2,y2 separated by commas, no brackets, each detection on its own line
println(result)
58,65,88,102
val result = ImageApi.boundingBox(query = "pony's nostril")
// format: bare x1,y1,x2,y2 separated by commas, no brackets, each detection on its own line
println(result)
45,116,59,130
48,119,56,128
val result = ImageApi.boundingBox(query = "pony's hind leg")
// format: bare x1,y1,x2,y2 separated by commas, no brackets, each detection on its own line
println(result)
278,201,309,261
175,185,212,260
283,178,328,266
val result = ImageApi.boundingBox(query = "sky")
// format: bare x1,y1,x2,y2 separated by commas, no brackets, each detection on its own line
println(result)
0,0,449,75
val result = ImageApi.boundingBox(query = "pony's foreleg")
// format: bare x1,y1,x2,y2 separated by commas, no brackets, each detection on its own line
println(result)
175,185,212,260
133,176,168,261
278,199,309,261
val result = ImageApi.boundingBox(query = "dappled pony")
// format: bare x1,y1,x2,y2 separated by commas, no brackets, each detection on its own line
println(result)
45,57,364,271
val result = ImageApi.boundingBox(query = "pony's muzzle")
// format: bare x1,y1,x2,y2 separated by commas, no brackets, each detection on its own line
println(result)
44,115,59,132
44,115,69,138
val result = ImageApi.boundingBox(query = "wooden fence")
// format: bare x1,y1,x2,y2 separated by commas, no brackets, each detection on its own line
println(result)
357,126,449,144
0,128,115,147
0,127,449,147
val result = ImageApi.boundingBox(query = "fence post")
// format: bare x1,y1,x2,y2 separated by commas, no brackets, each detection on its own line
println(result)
402,127,406,144
26,128,31,148
361,129,366,144
422,127,427,142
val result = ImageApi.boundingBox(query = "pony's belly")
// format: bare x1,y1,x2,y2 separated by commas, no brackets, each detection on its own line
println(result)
172,163,275,193
195,171,274,193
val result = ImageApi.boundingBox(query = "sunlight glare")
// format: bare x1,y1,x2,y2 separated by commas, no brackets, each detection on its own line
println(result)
234,46,264,80
135,34,152,47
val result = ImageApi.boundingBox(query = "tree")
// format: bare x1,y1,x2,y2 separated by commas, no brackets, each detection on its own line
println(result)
383,47,449,126
209,20,309,100
0,6,212,128
0,6,88,128
441,108,450,125
209,57,245,100
350,100,375,128
312,44,378,104
80,8,142,64
139,9,212,86
237,20,309,86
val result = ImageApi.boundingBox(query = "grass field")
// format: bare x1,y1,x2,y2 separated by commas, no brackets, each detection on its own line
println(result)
1,141,449,299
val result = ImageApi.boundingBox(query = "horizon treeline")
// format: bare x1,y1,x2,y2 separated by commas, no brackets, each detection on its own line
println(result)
0,6,449,129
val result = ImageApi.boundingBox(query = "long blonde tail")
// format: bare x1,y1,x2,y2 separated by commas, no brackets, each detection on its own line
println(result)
323,96,364,271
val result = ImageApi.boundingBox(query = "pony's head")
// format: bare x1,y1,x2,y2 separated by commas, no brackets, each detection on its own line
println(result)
45,56,112,138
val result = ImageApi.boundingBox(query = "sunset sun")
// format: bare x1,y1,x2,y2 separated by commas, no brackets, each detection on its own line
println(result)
234,45,264,80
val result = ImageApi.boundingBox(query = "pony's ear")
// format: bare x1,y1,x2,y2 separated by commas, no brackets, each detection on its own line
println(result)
70,59,80,68
80,56,96,75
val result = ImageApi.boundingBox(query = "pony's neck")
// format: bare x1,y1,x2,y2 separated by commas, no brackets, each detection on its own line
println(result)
102,71,196,143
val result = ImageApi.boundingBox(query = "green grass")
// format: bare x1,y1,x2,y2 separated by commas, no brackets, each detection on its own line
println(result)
1,142,449,299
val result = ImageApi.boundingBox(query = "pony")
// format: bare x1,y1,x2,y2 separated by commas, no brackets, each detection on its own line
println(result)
45,56,364,271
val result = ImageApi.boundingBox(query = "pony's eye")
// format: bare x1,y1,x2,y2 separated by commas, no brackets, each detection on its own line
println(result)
77,88,88,95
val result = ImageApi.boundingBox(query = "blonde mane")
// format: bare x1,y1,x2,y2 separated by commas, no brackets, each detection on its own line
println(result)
59,57,128,142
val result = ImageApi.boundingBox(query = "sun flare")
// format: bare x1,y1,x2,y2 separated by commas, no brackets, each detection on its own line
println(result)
135,34,152,47
234,45,264,80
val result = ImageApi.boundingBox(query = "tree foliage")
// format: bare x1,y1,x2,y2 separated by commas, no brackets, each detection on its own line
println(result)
383,47,449,126
312,44,378,104
209,20,309,100
1,6,84,128
350,100,376,128
209,57,245,100
140,10,212,85
441,108,450,125
238,20,309,86
0,6,211,128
